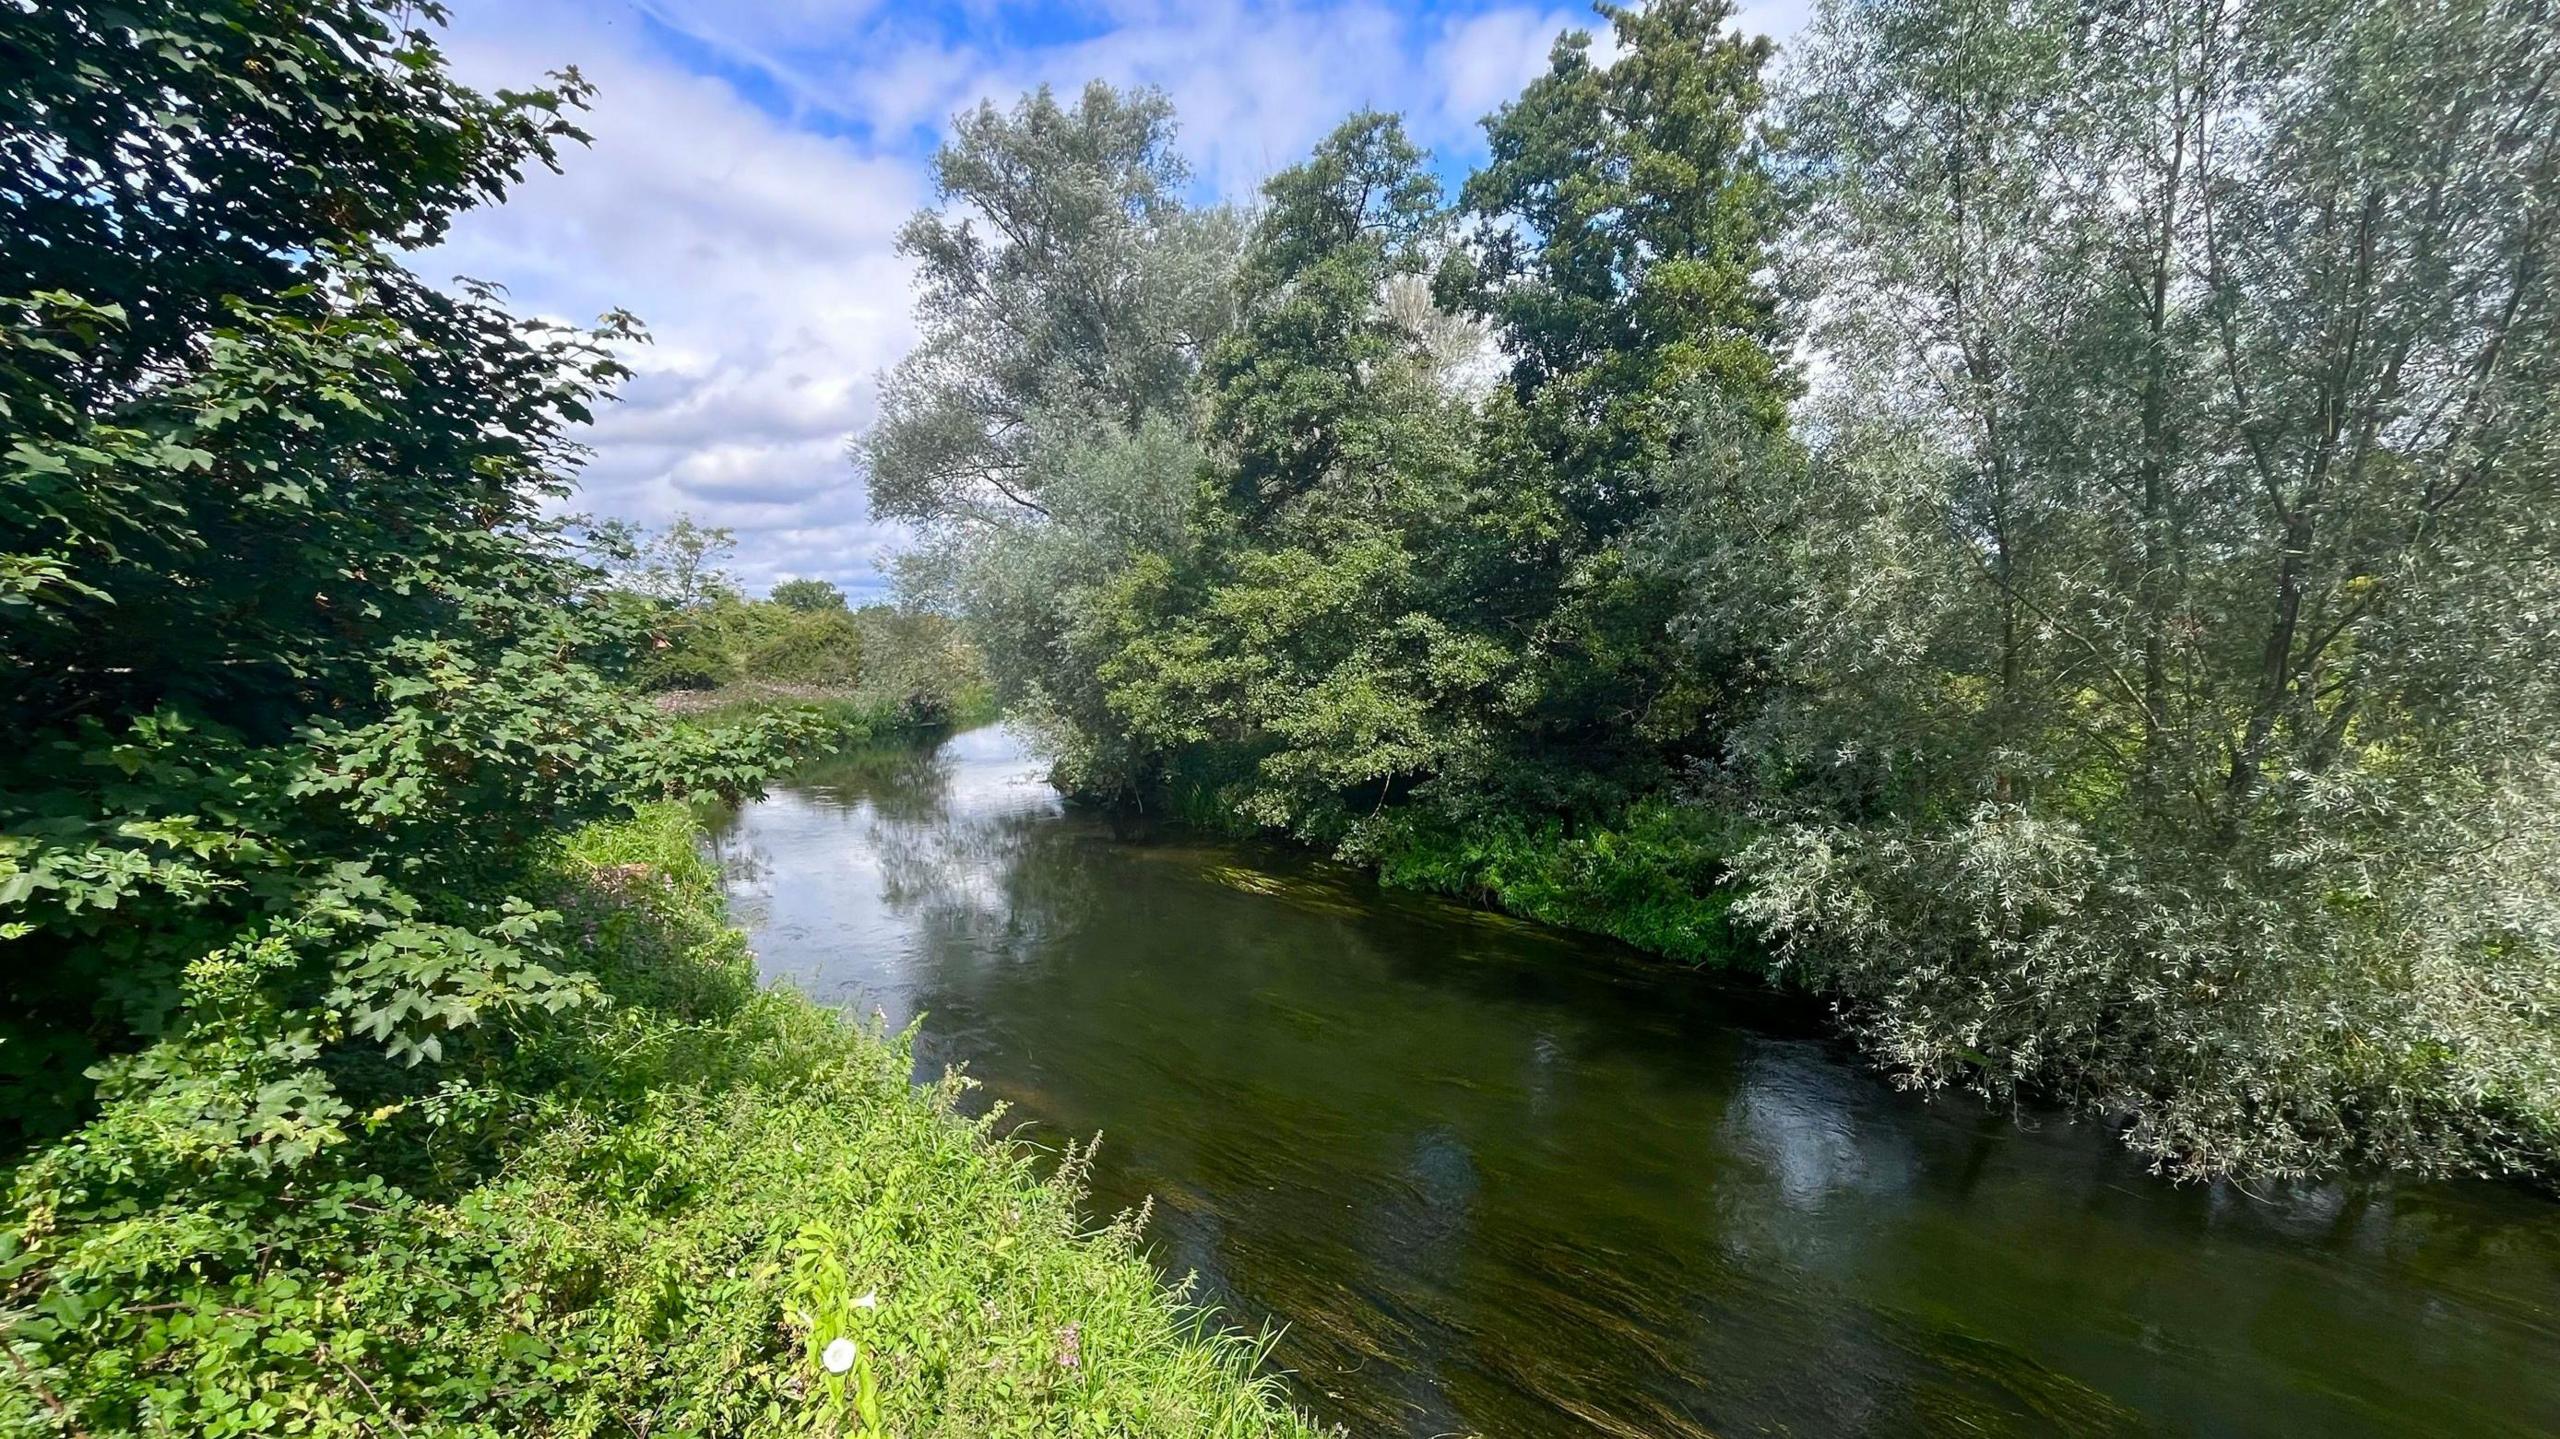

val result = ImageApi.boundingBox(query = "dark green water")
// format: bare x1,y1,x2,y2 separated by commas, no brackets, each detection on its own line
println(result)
710,725,2560,1438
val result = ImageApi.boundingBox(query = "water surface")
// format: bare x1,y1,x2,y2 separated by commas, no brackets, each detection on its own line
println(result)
711,725,2560,1438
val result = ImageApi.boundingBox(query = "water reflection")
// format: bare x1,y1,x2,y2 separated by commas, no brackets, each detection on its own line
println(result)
713,726,2560,1439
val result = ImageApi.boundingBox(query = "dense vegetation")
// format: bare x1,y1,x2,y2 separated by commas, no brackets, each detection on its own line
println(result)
588,515,992,726
0,5,1313,1433
876,0,2560,1182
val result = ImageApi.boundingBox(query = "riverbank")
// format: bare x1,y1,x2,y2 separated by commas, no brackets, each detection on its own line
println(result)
716,723,2560,1436
1,802,1323,1438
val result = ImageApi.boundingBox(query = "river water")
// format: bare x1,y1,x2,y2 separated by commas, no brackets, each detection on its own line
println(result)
709,725,2560,1438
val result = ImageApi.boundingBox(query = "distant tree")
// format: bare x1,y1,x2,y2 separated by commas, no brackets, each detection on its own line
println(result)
770,577,847,612
577,513,736,609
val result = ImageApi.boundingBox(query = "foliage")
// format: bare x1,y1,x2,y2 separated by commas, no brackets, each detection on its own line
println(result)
863,81,1240,533
0,0,797,1158
1368,800,1755,966
578,518,989,716
1695,0,2560,1177
1082,113,1505,832
745,609,865,688
1443,0,1793,466
578,514,740,610
772,577,849,613
2,805,1323,1437
878,0,2560,1181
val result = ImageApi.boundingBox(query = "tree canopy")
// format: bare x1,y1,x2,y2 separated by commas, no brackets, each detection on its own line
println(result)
870,0,2560,1181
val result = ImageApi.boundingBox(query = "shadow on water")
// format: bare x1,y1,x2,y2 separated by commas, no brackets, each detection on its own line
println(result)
712,725,2560,1439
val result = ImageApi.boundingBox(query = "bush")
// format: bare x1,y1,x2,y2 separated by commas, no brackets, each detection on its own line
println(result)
745,610,866,687
1368,799,1757,966
1735,798,2560,1181
635,639,735,692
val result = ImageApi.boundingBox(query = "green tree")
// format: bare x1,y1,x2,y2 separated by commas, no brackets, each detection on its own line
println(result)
862,82,1240,532
1445,0,1793,480
1708,0,2560,1178
1099,115,1499,832
771,576,849,611
1206,112,1451,531
581,512,738,609
1433,0,1797,816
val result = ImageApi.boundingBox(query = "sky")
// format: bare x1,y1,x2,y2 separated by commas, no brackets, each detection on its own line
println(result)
429,0,1816,600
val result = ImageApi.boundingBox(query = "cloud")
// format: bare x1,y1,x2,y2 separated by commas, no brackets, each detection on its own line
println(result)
418,0,1819,600
1428,7,1585,137
430,0,920,597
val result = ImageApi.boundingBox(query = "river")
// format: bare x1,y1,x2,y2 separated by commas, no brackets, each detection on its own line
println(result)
709,724,2560,1438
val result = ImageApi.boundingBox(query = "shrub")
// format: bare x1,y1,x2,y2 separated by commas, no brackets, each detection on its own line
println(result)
1368,799,1757,966
746,611,866,687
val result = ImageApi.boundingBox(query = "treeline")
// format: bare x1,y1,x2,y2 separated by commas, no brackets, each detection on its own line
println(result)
583,514,990,724
873,0,2560,1181
0,4,1312,1433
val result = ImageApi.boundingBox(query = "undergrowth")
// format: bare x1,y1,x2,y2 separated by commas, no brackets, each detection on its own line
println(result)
1,805,1322,1438
1365,800,1758,967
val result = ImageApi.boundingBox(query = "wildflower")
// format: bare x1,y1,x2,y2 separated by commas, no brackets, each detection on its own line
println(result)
822,1337,858,1374
853,1289,879,1310
1055,1321,1082,1370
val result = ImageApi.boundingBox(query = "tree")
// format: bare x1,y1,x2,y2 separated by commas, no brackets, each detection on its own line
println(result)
1431,0,1798,815
861,82,1240,533
0,1,811,1154
1445,0,1794,485
771,576,848,612
580,512,737,609
1205,112,1452,530
1713,0,2560,1178
1100,114,1499,833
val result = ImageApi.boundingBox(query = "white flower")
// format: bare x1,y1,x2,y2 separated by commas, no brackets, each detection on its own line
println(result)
821,1337,857,1374
852,1289,879,1310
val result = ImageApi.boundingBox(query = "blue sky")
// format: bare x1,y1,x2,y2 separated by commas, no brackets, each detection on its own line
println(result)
430,0,1815,598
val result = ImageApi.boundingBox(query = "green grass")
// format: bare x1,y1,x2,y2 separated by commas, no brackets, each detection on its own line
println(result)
2,805,1324,1438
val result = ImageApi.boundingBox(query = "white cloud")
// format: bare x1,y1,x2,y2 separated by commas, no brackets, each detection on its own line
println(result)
429,0,921,597
1429,7,1583,137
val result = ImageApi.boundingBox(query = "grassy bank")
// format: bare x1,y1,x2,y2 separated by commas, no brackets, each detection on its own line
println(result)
2,804,1322,1438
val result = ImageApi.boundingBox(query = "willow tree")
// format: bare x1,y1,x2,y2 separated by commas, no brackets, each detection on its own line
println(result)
862,82,1244,790
1713,0,2560,1178
862,81,1240,533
